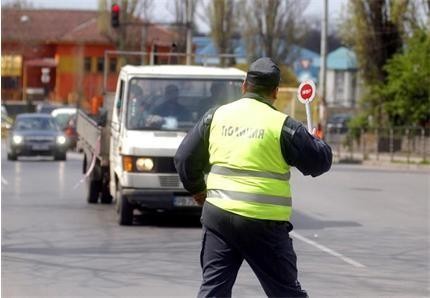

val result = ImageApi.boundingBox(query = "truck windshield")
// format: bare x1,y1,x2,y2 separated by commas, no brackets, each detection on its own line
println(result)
126,78,243,131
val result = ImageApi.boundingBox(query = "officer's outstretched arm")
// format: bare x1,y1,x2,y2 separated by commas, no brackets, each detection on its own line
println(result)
280,117,333,177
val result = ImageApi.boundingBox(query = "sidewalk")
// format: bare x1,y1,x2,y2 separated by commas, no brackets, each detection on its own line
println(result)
334,152,430,172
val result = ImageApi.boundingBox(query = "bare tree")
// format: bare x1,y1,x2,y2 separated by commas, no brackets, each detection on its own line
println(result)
402,0,430,32
1,0,33,9
169,0,198,52
239,0,309,63
138,0,154,22
205,0,236,66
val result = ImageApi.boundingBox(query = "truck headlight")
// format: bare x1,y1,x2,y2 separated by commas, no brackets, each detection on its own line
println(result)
56,136,66,145
13,135,23,144
136,158,154,172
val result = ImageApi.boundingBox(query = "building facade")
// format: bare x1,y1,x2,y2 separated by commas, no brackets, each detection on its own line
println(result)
325,47,362,115
1,9,179,106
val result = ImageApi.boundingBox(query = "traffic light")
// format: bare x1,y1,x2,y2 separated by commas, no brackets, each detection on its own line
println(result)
111,3,120,28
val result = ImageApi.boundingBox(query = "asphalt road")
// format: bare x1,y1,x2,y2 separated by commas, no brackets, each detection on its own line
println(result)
1,148,429,297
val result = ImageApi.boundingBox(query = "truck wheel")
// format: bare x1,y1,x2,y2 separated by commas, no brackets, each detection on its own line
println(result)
100,188,113,204
100,170,113,204
86,179,100,204
82,154,87,174
85,155,101,204
116,187,133,225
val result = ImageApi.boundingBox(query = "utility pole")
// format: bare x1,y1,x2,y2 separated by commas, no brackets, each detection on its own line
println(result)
319,0,328,127
141,23,147,65
185,0,192,65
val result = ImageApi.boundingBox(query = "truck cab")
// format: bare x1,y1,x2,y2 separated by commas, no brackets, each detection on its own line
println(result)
108,65,245,224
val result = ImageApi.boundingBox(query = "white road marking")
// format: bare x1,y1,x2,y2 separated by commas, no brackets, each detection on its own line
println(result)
291,231,366,268
1,176,8,185
72,177,85,190
67,152,84,160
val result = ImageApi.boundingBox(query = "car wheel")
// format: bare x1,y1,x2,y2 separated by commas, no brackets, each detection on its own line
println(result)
54,152,67,161
116,186,133,226
7,152,17,161
86,178,100,204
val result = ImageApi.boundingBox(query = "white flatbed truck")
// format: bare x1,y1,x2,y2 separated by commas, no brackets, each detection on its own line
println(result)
77,65,245,225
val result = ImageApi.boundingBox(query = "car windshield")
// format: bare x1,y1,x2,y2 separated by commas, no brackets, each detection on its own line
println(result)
15,117,58,131
126,78,243,131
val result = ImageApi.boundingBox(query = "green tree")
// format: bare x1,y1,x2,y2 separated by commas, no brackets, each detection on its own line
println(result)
341,0,408,85
383,29,430,126
340,0,418,126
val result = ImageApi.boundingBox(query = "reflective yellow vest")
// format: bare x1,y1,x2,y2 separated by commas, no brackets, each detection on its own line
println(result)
206,97,292,221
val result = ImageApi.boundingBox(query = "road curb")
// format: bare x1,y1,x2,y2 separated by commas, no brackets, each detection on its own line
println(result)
334,160,430,172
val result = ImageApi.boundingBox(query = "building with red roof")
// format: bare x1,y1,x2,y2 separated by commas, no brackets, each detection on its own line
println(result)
1,8,180,105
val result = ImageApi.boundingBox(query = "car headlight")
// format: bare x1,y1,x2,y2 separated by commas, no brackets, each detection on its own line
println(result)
56,136,66,145
12,135,23,144
136,158,154,172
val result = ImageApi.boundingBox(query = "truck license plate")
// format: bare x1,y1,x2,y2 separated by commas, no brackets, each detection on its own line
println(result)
32,144,50,150
173,196,200,207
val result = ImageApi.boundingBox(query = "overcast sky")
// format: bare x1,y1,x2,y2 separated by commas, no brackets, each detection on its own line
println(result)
3,0,348,32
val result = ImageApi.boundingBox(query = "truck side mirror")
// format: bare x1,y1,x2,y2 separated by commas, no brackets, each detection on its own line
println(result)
98,108,108,127
116,99,122,117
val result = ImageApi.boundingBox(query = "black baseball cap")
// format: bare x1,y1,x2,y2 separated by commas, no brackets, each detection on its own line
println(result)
246,57,281,88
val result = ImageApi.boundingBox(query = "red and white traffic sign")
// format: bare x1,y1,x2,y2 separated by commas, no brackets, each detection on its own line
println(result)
297,80,316,132
297,80,316,104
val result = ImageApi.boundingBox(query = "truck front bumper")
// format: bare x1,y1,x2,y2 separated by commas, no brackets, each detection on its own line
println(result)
122,188,201,211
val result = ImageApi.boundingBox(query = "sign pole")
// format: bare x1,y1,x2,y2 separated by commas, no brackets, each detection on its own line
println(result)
297,80,316,133
305,103,313,133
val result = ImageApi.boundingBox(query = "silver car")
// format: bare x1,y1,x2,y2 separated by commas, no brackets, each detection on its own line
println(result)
7,113,68,161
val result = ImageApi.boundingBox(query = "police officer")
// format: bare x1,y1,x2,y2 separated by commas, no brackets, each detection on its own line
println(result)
174,57,332,297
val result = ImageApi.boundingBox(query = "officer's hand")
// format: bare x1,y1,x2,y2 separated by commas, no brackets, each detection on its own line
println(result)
311,127,322,139
193,191,207,206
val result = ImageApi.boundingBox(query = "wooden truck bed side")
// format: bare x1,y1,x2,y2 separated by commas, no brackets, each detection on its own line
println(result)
77,92,116,163
76,110,101,153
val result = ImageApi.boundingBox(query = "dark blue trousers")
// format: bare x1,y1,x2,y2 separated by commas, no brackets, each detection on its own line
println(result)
198,202,308,298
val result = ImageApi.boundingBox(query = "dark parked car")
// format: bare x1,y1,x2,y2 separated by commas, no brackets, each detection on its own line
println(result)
7,113,68,161
327,114,352,134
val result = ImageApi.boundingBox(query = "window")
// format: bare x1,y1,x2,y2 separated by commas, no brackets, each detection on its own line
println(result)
125,78,243,131
334,71,345,103
84,57,92,72
116,79,125,122
97,57,104,72
1,77,19,89
109,57,117,73
1,55,22,77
